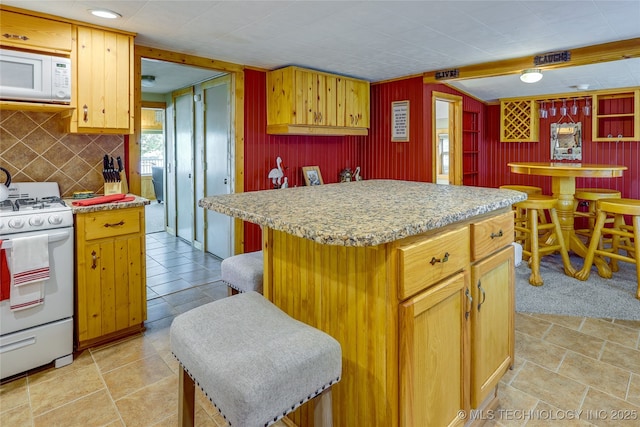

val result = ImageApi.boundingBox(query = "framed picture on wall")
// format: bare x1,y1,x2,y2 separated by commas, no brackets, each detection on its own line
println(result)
302,166,323,186
391,100,410,142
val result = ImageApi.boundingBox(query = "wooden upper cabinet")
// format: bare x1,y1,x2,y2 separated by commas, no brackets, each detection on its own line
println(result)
267,66,369,136
72,26,134,134
500,100,539,142
0,9,72,53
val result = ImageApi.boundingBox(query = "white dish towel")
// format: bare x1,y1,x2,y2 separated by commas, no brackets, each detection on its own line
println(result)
9,235,49,311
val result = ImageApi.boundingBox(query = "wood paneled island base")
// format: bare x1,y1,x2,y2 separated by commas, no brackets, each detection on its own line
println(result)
199,180,526,427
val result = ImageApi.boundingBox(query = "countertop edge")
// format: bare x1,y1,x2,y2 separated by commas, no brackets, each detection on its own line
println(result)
65,195,150,214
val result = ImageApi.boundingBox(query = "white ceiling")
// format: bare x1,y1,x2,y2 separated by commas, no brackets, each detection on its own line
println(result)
4,0,640,100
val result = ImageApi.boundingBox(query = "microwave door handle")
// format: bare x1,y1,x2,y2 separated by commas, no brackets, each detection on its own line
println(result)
0,230,71,250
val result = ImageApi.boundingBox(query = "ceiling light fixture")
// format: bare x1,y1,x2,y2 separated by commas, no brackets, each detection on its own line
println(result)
520,69,543,84
89,9,122,19
141,75,156,87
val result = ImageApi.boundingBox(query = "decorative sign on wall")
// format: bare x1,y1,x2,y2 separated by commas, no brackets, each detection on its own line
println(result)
534,50,571,66
391,100,410,142
434,69,459,80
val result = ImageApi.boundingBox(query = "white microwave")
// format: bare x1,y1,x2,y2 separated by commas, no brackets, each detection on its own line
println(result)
0,48,71,104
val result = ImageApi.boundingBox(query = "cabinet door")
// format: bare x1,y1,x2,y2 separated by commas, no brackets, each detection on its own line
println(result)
399,272,470,427
0,10,72,52
470,245,514,408
345,78,370,128
76,26,133,133
76,234,145,343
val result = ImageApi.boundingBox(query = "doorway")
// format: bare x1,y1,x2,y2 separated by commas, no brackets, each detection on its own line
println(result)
432,92,463,185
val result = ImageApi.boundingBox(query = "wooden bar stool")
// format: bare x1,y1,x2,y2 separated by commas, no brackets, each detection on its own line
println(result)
171,292,342,426
513,195,576,286
500,185,547,245
575,198,640,299
573,188,621,243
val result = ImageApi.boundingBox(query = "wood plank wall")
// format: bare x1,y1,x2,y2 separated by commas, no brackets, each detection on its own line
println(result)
243,69,364,251
242,68,639,251
480,102,640,200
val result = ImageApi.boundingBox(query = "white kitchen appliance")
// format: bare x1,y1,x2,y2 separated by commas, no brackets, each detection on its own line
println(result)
0,48,71,104
0,182,74,380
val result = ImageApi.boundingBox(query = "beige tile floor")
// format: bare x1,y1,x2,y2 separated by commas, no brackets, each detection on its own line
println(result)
2,232,640,426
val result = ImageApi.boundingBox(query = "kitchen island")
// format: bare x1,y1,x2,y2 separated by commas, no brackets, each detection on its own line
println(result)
200,180,526,427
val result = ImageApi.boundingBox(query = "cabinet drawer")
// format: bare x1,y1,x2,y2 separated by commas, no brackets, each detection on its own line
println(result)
82,209,140,240
1,11,72,52
470,211,514,261
398,226,469,300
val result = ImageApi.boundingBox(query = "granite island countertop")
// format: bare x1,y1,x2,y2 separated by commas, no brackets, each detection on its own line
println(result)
199,179,527,246
64,195,150,214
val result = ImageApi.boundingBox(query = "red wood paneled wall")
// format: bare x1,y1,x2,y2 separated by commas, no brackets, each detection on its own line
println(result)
242,68,639,251
243,69,364,251
480,99,640,199
362,76,429,180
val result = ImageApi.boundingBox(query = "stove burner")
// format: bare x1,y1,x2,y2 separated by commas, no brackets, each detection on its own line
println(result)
15,196,66,211
0,199,15,212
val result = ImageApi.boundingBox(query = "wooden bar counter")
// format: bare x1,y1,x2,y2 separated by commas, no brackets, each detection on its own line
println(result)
200,180,526,427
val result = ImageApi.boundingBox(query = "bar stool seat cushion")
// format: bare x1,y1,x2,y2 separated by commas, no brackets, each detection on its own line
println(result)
170,292,342,427
221,251,264,293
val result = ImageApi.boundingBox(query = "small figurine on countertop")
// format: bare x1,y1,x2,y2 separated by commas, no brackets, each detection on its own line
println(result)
268,156,286,189
339,168,353,182
353,166,363,181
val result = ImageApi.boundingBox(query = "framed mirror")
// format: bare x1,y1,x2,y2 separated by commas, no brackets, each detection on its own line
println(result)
551,122,582,161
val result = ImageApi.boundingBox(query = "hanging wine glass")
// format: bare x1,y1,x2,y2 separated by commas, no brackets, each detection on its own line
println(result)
571,98,578,116
539,101,548,119
583,97,591,116
560,99,568,116
549,100,557,116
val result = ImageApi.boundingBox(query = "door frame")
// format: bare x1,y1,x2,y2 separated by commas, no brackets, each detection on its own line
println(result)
432,91,463,185
132,46,246,253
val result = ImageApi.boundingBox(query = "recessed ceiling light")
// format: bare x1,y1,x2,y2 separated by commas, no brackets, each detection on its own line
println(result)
576,84,590,91
89,9,122,19
520,69,543,84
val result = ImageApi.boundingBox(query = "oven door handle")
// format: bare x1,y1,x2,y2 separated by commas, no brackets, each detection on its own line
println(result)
0,230,71,250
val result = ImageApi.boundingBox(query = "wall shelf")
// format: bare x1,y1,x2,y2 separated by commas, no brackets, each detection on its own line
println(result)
463,111,480,186
592,90,639,142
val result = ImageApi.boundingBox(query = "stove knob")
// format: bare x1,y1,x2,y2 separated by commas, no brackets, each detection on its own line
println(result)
30,216,45,226
9,218,25,229
49,215,63,225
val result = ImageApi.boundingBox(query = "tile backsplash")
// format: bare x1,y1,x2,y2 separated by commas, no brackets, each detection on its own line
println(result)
0,110,124,197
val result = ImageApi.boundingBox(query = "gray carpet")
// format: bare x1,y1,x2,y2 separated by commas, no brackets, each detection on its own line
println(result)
516,253,640,320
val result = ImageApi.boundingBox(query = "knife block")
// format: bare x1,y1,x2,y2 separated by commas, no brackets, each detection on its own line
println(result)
104,171,129,195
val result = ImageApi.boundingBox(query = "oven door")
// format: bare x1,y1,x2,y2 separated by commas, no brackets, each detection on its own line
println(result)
0,226,73,336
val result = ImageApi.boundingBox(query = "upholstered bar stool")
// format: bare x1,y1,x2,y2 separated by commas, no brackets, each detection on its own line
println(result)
221,250,264,295
573,188,621,244
513,195,576,286
171,291,343,427
575,198,640,299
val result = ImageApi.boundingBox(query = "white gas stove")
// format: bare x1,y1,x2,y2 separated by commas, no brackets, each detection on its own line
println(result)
0,182,73,235
0,182,74,380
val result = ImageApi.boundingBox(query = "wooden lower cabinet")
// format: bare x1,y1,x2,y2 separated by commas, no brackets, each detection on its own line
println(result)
399,272,470,427
74,207,147,350
263,208,514,427
470,245,515,408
